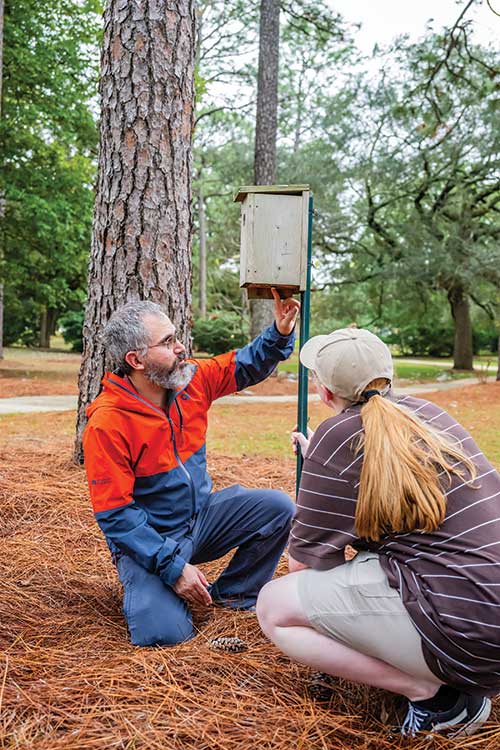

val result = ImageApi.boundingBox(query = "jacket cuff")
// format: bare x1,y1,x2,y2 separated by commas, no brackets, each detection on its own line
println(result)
268,321,296,344
162,553,186,587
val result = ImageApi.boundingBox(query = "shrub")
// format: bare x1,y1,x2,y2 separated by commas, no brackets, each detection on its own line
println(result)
473,323,498,355
59,310,84,352
192,313,248,356
384,323,455,357
2,293,40,346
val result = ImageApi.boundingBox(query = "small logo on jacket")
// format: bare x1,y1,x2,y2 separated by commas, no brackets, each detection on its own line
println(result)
91,478,112,486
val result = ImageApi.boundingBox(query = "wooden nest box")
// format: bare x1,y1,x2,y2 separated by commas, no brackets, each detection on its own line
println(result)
234,184,310,299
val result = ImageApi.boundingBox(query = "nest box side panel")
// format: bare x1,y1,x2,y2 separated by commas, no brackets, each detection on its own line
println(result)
239,194,256,287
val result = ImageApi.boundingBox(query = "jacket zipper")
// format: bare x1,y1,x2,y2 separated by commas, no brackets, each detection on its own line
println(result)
107,375,198,529
167,399,197,529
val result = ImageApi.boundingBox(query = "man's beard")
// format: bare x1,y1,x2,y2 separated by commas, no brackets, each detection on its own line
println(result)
144,358,196,391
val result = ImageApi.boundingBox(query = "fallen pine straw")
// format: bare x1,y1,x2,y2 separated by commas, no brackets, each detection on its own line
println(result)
0,439,499,749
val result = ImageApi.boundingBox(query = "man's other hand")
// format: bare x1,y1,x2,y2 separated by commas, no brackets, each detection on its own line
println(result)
271,287,301,336
173,563,212,606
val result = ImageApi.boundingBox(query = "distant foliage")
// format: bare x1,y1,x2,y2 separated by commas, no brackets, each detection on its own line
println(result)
2,292,40,347
1,0,101,346
59,311,85,352
192,313,249,356
385,324,455,358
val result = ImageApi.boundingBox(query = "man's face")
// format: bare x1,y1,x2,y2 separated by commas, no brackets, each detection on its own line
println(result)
140,314,195,391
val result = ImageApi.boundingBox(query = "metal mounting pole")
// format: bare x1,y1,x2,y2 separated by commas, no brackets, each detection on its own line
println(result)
296,194,313,497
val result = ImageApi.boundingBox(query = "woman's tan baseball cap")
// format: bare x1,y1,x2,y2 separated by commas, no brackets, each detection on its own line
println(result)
299,328,393,401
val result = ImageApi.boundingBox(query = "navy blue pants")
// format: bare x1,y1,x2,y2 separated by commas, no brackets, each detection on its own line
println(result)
116,484,294,646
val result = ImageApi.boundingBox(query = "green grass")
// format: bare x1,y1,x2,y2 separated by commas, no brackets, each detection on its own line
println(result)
392,362,473,381
277,350,299,373
277,353,482,382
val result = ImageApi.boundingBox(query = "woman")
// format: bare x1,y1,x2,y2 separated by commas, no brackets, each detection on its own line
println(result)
256,327,500,737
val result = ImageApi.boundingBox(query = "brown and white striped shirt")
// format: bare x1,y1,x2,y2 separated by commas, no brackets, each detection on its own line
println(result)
290,393,500,696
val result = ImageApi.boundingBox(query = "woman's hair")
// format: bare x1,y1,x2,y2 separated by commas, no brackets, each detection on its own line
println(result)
354,378,477,542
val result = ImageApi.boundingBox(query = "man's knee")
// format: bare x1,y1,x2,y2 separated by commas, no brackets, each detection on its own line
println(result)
122,582,194,647
262,489,295,526
129,611,195,647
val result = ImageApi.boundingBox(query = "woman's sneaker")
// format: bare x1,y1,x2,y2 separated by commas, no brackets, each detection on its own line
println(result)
401,693,491,738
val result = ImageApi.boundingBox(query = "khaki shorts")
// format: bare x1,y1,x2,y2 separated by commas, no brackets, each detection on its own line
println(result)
297,551,439,684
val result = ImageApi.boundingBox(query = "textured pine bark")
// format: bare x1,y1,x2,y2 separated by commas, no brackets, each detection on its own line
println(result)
75,0,196,462
0,0,4,360
250,0,280,340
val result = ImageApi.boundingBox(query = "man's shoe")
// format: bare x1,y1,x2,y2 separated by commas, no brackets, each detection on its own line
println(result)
401,693,491,738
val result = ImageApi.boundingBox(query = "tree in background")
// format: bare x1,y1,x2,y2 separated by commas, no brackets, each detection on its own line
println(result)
248,0,281,339
0,0,100,348
307,14,499,370
0,0,4,359
191,0,354,342
192,0,258,319
75,0,197,460
2,0,497,374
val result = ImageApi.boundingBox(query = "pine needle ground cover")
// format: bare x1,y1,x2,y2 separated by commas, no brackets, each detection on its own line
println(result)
1,385,499,749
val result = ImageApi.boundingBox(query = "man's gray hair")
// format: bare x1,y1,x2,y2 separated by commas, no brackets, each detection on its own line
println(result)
102,300,168,373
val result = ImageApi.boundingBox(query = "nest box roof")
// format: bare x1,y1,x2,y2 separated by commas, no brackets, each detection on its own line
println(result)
234,184,310,202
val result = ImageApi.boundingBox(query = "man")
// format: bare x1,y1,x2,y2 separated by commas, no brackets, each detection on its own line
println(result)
83,289,299,647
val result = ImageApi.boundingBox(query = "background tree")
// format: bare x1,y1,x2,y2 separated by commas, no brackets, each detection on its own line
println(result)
0,0,4,359
0,0,100,348
75,0,197,460
304,17,499,370
248,0,281,339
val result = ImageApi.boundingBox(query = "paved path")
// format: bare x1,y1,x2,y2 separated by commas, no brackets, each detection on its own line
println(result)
0,376,496,415
0,395,78,415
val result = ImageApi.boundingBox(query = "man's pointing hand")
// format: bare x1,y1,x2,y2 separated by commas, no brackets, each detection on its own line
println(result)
271,287,301,336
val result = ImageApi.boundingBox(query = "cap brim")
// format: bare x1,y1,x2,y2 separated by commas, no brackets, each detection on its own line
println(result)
299,335,329,370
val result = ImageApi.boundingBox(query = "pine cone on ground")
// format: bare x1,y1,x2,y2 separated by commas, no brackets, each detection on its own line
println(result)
208,636,248,653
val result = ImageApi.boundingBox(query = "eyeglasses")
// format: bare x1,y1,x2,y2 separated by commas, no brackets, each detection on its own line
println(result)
147,334,181,350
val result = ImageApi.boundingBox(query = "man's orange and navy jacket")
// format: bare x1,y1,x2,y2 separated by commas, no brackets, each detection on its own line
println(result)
83,323,295,587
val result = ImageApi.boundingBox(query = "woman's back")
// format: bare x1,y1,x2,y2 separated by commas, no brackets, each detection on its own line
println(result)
290,393,500,695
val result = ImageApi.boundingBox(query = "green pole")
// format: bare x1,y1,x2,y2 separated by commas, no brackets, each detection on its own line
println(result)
296,194,313,497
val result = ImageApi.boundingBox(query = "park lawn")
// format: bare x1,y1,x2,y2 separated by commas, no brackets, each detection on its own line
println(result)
0,347,81,397
208,383,500,469
3,383,498,469
0,410,76,439
393,361,476,381
1,346,495,399
278,350,489,382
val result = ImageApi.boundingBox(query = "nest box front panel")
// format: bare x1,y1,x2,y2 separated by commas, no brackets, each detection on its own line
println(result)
240,193,305,290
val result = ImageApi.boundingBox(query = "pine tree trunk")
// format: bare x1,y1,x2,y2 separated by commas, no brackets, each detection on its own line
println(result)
74,0,196,463
250,0,280,339
448,286,474,371
0,0,4,360
198,184,207,318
